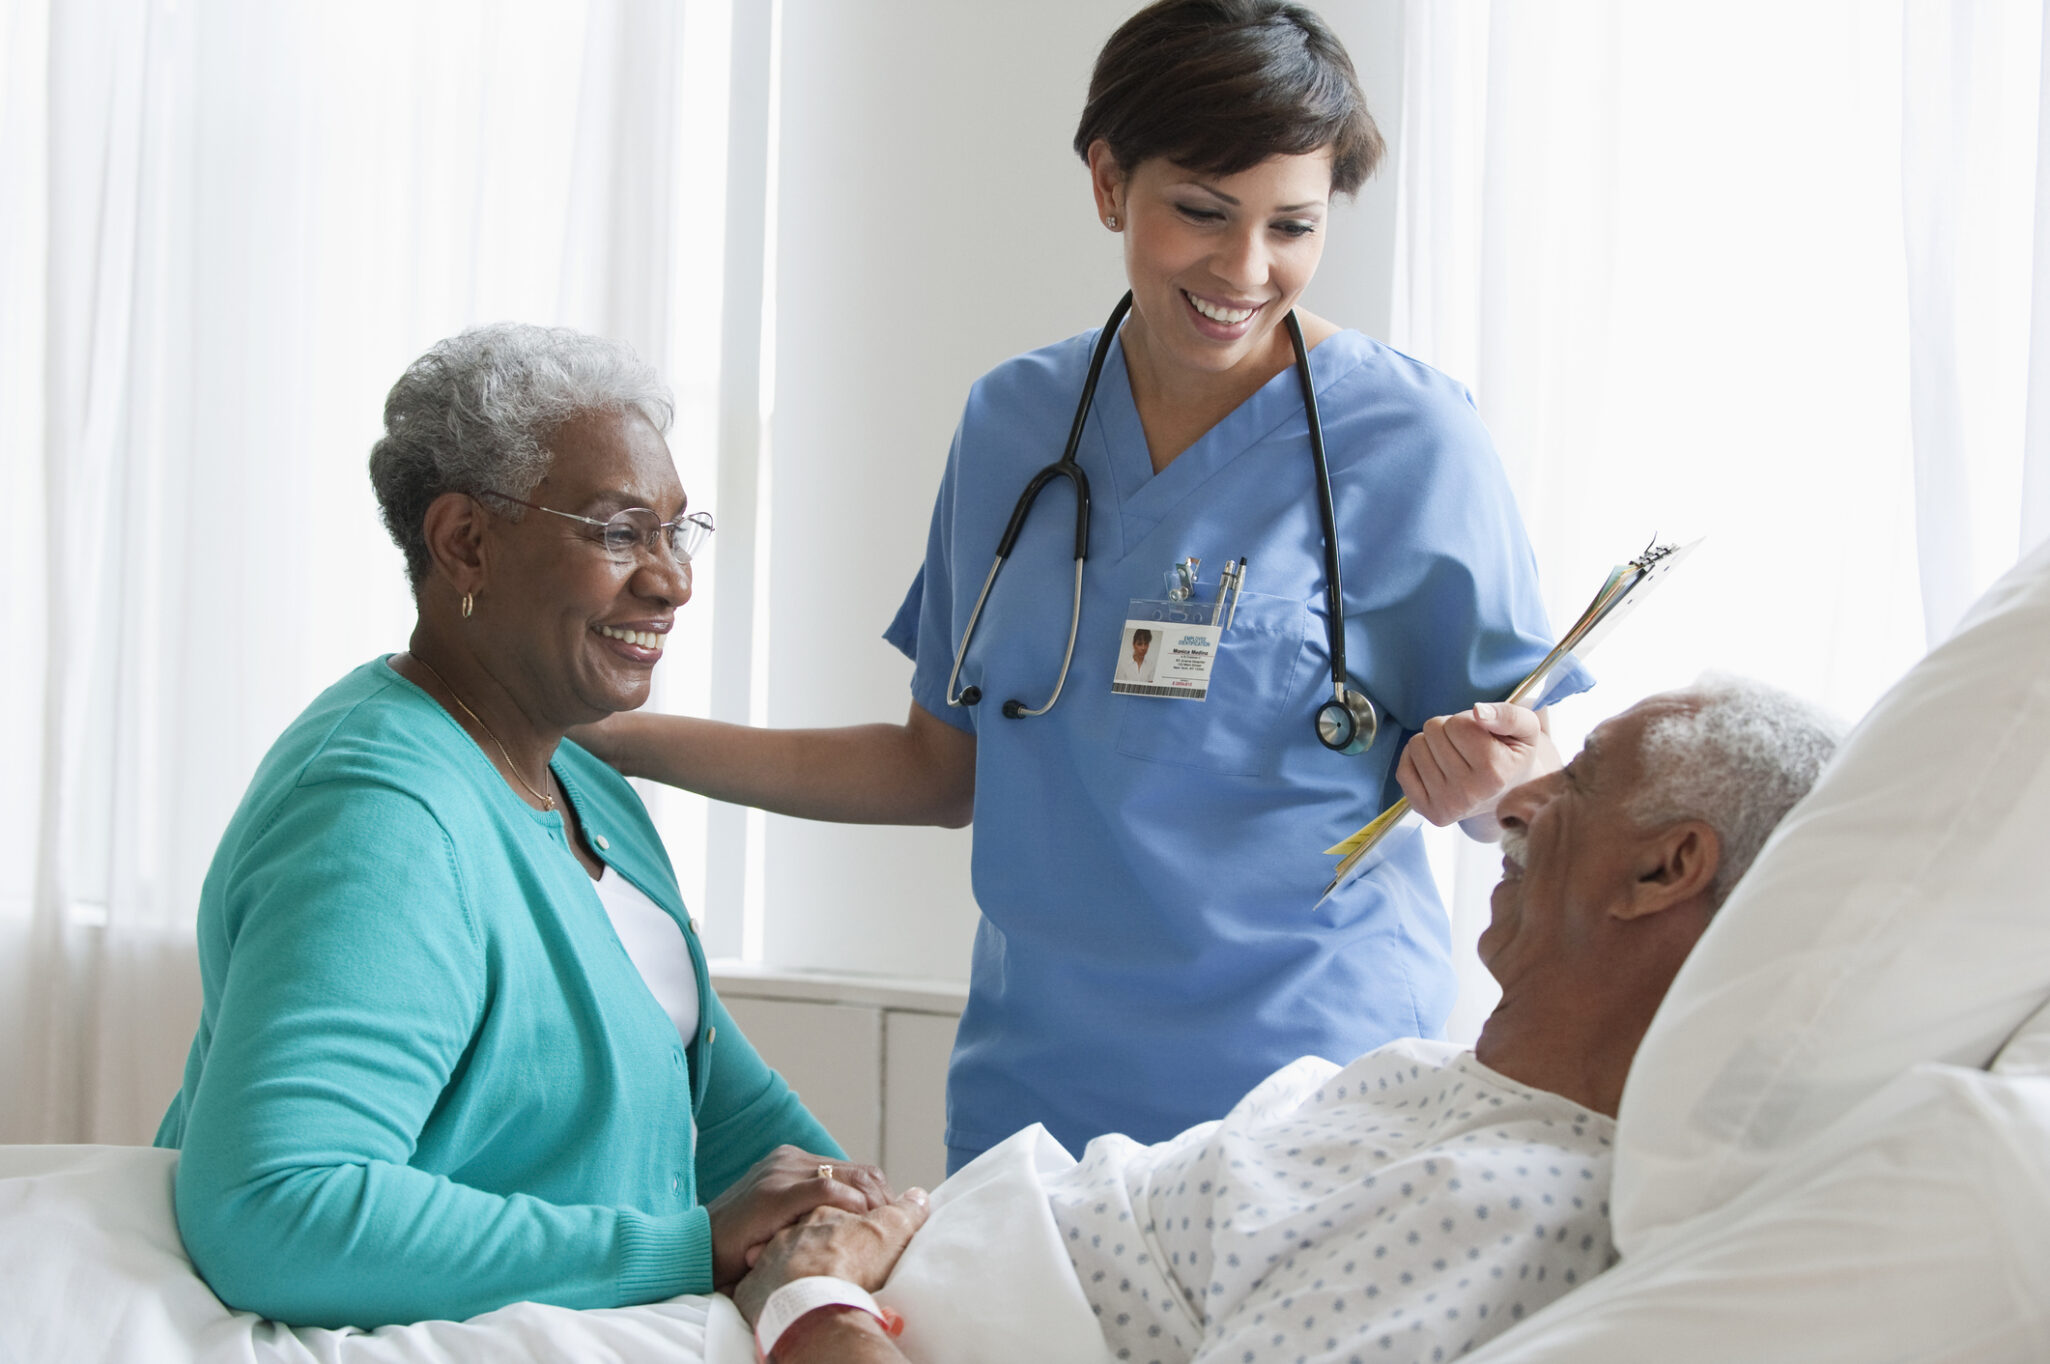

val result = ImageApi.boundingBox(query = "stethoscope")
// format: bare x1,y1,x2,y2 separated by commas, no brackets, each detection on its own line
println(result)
944,291,1378,755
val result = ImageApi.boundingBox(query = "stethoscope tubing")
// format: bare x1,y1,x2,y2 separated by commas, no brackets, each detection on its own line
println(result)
947,291,1370,750
946,294,1131,715
1285,311,1352,707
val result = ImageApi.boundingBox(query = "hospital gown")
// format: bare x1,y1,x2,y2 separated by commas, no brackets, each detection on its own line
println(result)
1047,1038,1615,1364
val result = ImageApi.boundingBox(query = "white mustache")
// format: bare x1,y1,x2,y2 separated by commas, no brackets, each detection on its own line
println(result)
1499,826,1528,874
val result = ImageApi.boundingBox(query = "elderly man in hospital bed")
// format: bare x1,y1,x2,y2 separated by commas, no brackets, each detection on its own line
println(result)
731,676,1841,1364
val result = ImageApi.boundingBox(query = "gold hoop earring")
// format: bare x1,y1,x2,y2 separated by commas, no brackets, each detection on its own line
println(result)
461,592,474,619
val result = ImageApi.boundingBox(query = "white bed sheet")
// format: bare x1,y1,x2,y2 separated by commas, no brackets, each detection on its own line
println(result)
16,1066,2048,1364
0,1144,726,1364
0,1129,1109,1364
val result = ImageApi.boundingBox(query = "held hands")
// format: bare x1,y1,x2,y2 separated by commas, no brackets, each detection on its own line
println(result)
732,1188,932,1328
1397,703,1560,833
706,1146,895,1290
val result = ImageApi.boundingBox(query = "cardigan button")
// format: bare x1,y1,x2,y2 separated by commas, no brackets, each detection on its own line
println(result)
593,834,610,851
706,1025,717,1046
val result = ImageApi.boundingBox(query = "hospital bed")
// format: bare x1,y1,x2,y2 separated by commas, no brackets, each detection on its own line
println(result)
7,537,2050,1364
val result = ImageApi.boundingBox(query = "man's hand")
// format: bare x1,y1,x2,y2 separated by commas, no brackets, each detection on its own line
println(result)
1398,703,1560,834
732,1188,932,1326
705,1147,893,1290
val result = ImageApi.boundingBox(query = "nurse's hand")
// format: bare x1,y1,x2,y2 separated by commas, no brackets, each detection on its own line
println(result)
706,1146,895,1289
1398,703,1560,836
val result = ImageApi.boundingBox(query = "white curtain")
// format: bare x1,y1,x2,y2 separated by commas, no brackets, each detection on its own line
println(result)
14,0,2048,1140
1,0,719,1144
1392,0,2050,1040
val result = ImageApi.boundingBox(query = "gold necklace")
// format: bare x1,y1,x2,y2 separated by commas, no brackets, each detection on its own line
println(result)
411,655,557,811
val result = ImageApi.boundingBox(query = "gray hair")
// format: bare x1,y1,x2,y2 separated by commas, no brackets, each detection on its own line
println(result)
1629,674,1846,907
368,322,675,591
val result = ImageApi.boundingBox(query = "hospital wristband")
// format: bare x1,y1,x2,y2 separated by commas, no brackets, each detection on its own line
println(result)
754,1276,903,1361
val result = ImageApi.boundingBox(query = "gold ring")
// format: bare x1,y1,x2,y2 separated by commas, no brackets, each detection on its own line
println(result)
818,1164,834,1181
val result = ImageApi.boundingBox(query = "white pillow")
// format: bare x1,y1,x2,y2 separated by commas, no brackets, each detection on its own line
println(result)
1991,992,2050,1075
1612,539,2050,1254
1465,1065,2050,1363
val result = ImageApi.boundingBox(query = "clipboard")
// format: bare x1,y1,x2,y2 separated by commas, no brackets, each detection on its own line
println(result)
1316,538,1701,907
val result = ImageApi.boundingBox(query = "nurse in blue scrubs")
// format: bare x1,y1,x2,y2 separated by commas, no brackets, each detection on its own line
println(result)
584,0,1589,1172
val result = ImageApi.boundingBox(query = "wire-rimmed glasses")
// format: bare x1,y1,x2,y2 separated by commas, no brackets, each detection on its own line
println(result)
478,490,714,568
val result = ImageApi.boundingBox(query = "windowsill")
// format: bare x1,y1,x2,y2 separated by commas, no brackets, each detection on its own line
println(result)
707,959,968,1016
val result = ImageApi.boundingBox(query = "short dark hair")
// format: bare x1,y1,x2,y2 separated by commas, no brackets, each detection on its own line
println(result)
1133,628,1154,644
1073,0,1383,196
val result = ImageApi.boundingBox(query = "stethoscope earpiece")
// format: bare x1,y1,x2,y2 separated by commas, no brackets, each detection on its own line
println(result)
957,686,1035,721
1315,688,1378,755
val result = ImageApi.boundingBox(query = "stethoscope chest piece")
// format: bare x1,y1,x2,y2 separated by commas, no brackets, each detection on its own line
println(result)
1316,686,1378,755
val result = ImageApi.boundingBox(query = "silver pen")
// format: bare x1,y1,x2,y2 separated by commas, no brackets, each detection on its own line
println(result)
1214,559,1239,628
1224,556,1248,631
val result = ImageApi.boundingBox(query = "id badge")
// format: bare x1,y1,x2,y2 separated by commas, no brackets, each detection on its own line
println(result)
1111,598,1221,700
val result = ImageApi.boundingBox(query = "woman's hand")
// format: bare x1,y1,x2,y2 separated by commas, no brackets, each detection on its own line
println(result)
705,1147,894,1289
731,1187,932,1327
1398,703,1560,835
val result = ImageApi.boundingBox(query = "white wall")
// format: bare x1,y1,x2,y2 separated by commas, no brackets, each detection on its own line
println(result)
740,0,1406,980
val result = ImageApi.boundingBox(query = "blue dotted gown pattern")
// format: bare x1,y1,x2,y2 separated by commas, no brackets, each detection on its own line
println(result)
1045,1039,1616,1364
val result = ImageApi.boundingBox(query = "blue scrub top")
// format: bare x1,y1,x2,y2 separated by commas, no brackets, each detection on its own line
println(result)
886,325,1590,1166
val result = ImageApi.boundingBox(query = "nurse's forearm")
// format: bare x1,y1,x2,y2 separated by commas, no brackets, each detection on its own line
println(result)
598,704,975,828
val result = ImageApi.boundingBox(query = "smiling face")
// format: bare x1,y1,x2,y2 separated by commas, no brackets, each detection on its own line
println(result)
1131,632,1151,665
478,409,690,728
1480,698,1698,991
1091,144,1334,394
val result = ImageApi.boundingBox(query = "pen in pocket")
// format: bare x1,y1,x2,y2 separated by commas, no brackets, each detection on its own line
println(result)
1219,557,1248,632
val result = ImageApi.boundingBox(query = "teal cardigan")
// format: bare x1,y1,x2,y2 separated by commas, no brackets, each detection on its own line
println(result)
155,659,842,1329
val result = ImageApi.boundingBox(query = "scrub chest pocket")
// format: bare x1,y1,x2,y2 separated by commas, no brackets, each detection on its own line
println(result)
1115,590,1311,778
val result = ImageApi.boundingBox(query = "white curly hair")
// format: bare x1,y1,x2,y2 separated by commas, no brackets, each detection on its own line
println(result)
368,322,674,592
1628,673,1847,907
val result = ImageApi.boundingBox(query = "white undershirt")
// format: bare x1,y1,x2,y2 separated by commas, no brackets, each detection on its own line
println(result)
592,867,701,1046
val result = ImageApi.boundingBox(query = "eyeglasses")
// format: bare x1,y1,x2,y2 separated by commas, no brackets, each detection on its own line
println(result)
477,490,714,568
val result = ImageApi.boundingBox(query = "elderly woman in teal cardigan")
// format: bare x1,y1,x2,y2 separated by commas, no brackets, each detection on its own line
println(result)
154,323,887,1330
